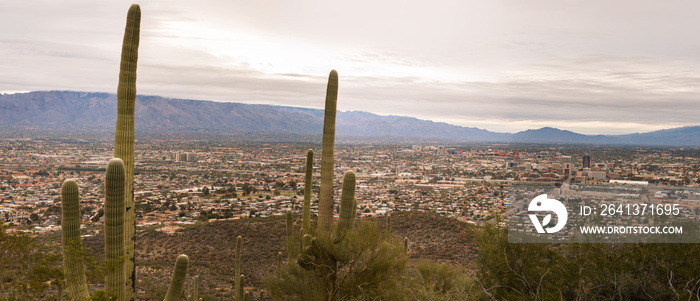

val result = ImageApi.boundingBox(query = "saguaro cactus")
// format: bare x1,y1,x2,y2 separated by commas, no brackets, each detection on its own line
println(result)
302,149,313,234
163,254,189,301
286,210,295,262
114,4,141,297
318,70,339,232
61,179,89,301
191,275,200,301
105,158,126,299
331,171,357,243
60,159,189,300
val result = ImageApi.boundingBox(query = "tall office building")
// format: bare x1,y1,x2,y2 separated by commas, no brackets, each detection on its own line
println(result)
582,154,591,169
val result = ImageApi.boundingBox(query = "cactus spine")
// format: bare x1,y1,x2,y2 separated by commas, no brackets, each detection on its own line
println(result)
114,4,140,298
61,179,89,301
235,236,243,300
105,158,126,300
318,70,339,232
302,149,313,234
163,254,189,301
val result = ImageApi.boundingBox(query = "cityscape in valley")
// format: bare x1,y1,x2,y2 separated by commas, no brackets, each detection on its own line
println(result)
3,138,699,232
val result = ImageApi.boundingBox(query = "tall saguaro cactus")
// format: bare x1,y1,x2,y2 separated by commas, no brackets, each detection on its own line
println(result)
114,4,141,297
318,70,339,232
61,180,89,301
105,158,126,299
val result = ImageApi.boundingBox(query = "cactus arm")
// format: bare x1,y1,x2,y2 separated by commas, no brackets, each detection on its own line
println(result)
114,4,141,298
163,254,189,301
105,158,126,300
331,171,356,244
61,179,90,301
302,149,313,234
318,70,339,232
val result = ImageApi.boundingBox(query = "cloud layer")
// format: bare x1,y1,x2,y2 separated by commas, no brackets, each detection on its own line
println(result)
2,0,700,134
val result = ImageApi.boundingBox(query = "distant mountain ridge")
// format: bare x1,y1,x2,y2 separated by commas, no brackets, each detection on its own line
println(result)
1,91,699,145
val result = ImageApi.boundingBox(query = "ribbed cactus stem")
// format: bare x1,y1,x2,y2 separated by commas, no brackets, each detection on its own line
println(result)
302,149,313,234
240,274,246,301
276,252,282,279
235,236,242,301
61,179,90,301
404,237,408,250
105,158,126,300
318,70,338,232
244,292,250,301
163,254,189,301
286,210,294,262
193,275,199,301
114,4,140,297
331,171,356,244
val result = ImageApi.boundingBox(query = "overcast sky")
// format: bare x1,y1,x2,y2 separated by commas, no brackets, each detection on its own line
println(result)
3,0,700,134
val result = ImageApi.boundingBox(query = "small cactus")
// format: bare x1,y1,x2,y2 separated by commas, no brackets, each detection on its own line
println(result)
61,179,89,301
276,252,282,279
331,171,357,244
104,158,126,299
192,275,200,301
163,254,189,301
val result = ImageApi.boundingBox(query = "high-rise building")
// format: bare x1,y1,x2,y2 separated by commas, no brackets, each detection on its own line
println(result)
582,154,591,169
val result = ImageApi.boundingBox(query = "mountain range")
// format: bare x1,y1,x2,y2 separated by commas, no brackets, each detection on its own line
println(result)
1,91,699,145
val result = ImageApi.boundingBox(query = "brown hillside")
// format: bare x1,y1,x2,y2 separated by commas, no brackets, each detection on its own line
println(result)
44,211,477,299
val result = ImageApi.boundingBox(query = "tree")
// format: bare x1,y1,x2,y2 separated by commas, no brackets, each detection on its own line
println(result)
29,213,40,223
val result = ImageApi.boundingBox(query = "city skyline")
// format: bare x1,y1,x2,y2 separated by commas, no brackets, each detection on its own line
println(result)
3,1,700,135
